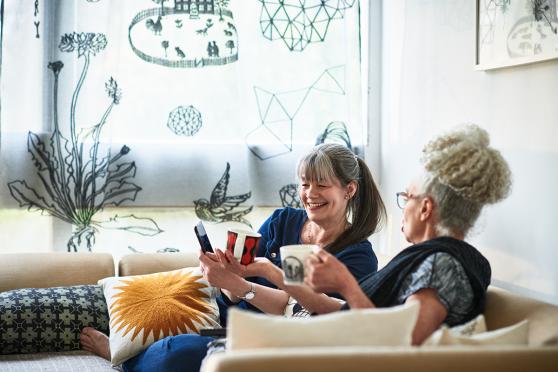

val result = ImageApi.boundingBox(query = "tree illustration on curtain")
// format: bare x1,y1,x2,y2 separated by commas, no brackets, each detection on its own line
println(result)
7,32,162,252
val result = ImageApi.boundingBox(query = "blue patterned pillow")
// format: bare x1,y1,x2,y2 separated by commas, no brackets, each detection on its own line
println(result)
0,285,109,354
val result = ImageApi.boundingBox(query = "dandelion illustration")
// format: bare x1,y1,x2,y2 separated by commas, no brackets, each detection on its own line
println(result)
59,32,107,57
8,32,162,251
110,270,217,344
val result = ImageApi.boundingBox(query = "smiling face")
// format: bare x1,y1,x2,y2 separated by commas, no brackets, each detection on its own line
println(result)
299,175,355,225
296,145,358,227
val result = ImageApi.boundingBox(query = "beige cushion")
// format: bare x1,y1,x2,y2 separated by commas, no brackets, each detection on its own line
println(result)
99,267,220,365
0,253,114,291
435,319,529,346
423,314,487,345
227,301,419,351
118,252,199,276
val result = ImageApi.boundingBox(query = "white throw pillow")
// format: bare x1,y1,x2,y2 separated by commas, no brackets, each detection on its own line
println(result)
99,267,220,365
435,319,529,346
423,314,487,346
228,301,419,350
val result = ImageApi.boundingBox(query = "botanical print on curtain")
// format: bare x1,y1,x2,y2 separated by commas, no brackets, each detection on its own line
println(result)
0,0,365,256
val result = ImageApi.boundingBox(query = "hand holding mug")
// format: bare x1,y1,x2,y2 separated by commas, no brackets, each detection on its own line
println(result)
304,249,352,293
226,228,261,265
243,257,274,278
217,249,247,277
280,244,319,285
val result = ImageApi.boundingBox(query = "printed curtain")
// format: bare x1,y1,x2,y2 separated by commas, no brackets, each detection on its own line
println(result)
0,0,366,256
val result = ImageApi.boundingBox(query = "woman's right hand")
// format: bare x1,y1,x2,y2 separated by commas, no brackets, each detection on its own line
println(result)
305,249,352,294
244,257,273,277
216,250,278,281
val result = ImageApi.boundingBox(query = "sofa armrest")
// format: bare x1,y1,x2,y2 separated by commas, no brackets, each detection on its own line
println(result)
201,346,558,372
0,253,114,291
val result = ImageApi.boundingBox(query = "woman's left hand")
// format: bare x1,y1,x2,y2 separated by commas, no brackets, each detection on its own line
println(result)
199,251,243,290
217,249,248,277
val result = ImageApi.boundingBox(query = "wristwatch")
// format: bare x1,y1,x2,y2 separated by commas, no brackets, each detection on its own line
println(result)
239,283,256,300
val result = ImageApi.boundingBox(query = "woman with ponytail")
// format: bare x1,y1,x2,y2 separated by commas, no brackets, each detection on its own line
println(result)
202,143,387,318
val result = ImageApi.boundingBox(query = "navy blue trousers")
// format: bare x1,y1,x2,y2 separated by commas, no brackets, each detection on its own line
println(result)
122,335,215,372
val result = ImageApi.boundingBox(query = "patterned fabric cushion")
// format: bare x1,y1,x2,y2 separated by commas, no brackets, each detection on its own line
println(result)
0,285,109,354
99,267,220,365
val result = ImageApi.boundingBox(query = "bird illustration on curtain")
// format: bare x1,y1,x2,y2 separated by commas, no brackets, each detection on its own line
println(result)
194,162,253,228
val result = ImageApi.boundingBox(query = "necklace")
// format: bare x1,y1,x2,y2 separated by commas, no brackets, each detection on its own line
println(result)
300,221,315,244
305,222,325,245
305,222,314,243
304,220,350,245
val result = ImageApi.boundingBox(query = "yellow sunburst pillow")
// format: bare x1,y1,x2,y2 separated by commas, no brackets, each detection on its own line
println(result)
98,267,220,366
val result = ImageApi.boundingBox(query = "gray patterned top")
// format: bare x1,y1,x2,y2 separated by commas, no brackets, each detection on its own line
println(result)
396,252,474,325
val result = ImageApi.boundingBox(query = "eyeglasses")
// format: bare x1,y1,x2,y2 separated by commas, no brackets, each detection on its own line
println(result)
396,191,425,209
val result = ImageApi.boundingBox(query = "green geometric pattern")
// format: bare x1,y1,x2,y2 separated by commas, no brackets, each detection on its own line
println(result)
258,0,355,51
0,285,109,354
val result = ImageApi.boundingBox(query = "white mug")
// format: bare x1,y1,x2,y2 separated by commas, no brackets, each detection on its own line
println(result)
279,244,319,285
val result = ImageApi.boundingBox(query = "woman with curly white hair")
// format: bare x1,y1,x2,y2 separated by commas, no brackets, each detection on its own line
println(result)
304,124,512,345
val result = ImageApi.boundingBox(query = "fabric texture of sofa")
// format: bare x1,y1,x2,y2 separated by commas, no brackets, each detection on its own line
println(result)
0,252,557,372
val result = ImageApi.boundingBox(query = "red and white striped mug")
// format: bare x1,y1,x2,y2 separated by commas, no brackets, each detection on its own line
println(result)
226,228,261,265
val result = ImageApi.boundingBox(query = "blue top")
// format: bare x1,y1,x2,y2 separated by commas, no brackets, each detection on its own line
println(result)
217,207,378,325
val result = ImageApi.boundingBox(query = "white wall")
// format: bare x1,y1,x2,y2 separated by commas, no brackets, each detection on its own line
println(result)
377,0,558,305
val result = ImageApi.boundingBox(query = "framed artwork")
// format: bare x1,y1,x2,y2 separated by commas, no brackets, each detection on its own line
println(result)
476,0,558,70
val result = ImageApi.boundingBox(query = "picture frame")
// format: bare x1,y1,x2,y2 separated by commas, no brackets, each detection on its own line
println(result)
475,0,558,70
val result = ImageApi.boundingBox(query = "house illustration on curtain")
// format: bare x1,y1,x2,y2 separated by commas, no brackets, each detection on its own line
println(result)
175,0,215,15
128,0,237,68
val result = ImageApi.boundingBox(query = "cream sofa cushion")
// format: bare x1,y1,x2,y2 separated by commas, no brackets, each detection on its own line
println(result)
423,314,487,345
434,319,529,346
228,301,419,351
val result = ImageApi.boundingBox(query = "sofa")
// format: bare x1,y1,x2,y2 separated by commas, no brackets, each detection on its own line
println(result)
1,252,557,372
